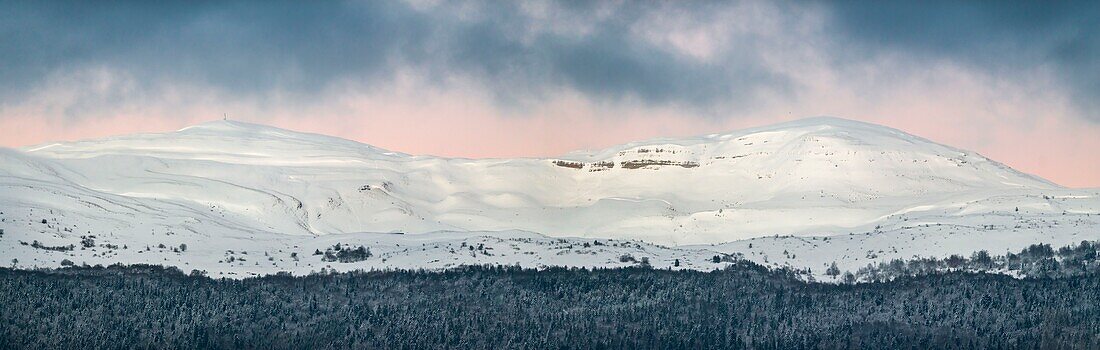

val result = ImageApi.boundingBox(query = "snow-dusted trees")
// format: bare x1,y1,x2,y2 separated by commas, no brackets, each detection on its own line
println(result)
826,262,841,278
3,261,1099,349
851,241,1100,282
842,271,856,284
321,244,371,263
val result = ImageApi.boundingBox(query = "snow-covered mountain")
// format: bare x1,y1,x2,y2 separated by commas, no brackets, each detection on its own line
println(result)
2,117,1097,278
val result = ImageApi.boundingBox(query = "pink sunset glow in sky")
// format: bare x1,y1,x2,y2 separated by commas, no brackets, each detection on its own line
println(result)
3,76,1098,188
1,1,1098,187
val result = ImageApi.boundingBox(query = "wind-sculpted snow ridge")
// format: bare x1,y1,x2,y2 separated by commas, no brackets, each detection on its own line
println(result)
1,117,1097,279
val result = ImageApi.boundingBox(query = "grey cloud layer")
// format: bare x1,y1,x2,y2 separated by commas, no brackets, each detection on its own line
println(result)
0,1,784,112
1,1,428,98
820,0,1099,117
1,0,1096,119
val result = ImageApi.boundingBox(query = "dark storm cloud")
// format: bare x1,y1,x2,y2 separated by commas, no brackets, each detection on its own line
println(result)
818,0,1100,119
0,0,786,115
0,1,428,99
1,0,1096,120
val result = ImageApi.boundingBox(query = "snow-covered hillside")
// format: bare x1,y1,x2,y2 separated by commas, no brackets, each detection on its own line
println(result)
2,117,1097,278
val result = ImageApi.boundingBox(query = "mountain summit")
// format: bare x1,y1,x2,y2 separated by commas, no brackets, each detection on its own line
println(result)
2,117,1097,277
10,117,1069,240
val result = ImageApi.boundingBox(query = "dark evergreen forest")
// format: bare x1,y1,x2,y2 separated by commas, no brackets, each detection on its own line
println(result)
2,256,1099,349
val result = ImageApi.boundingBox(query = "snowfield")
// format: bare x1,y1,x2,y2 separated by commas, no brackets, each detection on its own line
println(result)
2,117,1097,279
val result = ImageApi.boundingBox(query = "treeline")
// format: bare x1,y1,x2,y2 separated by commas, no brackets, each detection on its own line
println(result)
2,261,1099,349
840,240,1100,283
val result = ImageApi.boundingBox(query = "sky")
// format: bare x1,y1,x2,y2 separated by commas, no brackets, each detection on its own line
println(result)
1,1,1098,187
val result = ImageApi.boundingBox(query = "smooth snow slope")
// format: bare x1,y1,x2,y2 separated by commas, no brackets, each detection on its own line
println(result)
1,117,1097,278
